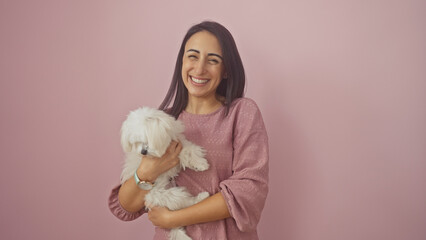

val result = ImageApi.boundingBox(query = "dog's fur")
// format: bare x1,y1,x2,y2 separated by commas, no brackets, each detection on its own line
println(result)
120,107,210,240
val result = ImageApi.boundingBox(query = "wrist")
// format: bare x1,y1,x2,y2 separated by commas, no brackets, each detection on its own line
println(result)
134,171,154,191
168,210,181,228
136,169,155,183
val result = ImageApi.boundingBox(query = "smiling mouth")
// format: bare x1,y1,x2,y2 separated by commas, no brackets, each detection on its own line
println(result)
190,76,209,84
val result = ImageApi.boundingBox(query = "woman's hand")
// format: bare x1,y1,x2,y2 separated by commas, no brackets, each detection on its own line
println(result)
148,192,231,229
147,206,178,229
136,141,182,182
118,141,182,213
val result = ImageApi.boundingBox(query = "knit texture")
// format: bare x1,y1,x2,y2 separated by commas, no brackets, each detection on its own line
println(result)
108,98,269,240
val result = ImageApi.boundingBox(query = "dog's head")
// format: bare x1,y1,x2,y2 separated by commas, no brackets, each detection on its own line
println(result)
120,107,184,157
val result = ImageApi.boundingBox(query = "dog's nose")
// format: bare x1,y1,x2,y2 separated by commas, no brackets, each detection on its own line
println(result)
141,149,148,155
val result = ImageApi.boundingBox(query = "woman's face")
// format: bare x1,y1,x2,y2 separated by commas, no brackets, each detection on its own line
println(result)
181,31,225,101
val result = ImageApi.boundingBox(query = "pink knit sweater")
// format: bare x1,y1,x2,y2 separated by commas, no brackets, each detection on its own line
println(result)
108,98,269,240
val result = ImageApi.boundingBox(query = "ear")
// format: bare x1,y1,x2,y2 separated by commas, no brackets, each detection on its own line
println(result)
223,72,228,79
145,118,171,157
160,115,185,138
120,120,132,152
171,119,185,139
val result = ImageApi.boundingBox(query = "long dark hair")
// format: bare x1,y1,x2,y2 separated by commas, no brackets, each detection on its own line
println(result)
159,21,245,118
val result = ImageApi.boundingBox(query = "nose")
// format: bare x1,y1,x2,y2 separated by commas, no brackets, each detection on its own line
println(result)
194,59,207,75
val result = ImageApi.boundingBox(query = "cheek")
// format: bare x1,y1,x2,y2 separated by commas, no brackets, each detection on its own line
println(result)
181,64,190,79
212,66,224,79
181,59,191,71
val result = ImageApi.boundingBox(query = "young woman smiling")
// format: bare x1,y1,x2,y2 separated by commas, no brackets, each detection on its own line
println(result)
109,21,269,240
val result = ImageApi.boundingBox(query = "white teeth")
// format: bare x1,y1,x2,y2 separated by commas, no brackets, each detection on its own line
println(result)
191,76,208,84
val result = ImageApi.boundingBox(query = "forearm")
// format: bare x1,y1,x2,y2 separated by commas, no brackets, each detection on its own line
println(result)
118,176,149,213
172,192,231,228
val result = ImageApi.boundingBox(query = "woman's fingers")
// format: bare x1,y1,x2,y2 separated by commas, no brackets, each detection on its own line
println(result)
167,140,178,153
172,141,182,156
158,141,180,169
164,141,182,157
137,141,182,182
176,141,183,152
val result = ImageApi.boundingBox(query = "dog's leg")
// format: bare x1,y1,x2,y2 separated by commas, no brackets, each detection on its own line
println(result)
178,138,209,171
169,227,192,240
194,191,210,204
177,191,210,208
147,186,202,211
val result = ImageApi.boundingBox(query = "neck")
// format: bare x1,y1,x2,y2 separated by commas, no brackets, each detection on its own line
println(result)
186,95,224,115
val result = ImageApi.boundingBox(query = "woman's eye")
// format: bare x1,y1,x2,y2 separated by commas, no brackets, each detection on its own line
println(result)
208,59,219,64
188,55,197,59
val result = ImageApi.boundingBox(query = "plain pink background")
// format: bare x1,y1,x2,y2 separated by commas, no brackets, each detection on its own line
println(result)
1,1,425,239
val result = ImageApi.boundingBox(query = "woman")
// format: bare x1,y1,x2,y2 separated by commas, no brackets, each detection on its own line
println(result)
109,21,269,240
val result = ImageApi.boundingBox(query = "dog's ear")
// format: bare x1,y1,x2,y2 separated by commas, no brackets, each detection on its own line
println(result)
120,120,133,152
159,114,185,139
145,118,172,157
169,119,185,141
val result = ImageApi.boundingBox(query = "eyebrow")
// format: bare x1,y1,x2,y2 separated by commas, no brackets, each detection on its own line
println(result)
187,49,223,60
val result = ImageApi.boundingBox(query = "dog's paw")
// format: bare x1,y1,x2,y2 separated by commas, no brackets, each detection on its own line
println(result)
192,158,209,171
196,191,210,202
191,145,209,171
179,144,209,171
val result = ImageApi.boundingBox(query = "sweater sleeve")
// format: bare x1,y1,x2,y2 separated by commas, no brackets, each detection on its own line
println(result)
219,99,269,232
108,185,146,221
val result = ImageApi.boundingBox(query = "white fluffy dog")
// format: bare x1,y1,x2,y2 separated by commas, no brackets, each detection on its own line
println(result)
120,107,210,240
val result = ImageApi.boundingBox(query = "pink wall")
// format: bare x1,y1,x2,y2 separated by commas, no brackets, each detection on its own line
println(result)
1,1,425,239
